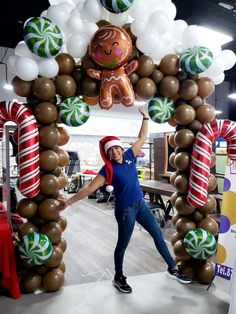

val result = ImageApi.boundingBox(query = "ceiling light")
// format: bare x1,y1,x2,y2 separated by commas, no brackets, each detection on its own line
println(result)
215,110,223,115
199,26,233,46
218,2,234,10
228,93,236,99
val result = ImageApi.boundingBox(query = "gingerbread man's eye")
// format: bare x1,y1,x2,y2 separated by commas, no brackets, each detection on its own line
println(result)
96,44,102,49
113,42,119,46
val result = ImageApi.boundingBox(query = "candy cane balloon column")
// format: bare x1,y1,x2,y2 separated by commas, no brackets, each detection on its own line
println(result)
187,119,236,207
0,101,40,197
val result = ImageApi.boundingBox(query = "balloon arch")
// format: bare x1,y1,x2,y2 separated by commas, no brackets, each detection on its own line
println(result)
1,0,236,293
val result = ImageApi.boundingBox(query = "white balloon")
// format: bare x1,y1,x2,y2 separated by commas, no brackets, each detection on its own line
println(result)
136,32,159,54
181,25,202,49
212,73,225,85
108,11,129,26
66,14,84,34
220,49,236,70
169,20,188,41
151,40,169,61
205,55,225,77
7,55,20,74
49,0,65,4
131,18,147,36
40,10,48,17
129,0,149,19
175,44,185,55
38,58,59,78
46,4,69,28
83,0,103,23
15,41,33,58
166,2,177,20
60,2,75,14
81,22,98,42
66,35,87,58
147,11,170,36
15,57,39,81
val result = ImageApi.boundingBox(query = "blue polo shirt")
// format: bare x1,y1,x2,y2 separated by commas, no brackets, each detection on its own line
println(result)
99,148,143,210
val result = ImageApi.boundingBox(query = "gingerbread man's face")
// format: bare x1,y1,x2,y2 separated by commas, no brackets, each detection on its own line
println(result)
89,25,132,69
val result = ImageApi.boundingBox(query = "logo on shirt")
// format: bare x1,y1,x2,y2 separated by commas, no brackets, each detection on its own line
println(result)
125,159,132,165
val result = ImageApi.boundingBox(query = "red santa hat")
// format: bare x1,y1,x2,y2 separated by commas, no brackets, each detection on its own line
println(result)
99,136,123,189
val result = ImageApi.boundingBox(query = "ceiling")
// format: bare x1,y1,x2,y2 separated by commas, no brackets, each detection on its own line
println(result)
1,0,236,103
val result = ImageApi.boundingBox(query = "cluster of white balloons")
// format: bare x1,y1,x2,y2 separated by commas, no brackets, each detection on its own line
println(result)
7,0,236,85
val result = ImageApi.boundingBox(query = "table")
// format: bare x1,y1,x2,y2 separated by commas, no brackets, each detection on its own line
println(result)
0,213,20,299
140,180,176,220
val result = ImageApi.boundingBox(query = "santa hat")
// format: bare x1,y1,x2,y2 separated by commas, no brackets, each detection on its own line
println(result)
99,136,123,191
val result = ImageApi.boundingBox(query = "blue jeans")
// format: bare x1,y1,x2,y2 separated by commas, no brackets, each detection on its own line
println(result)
114,198,176,277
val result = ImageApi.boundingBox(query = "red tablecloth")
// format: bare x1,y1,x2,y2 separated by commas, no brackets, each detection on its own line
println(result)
0,214,20,299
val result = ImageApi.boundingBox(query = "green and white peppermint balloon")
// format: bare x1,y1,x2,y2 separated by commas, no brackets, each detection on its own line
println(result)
58,96,90,127
183,228,217,259
18,232,53,265
24,17,63,58
100,0,134,13
148,97,175,124
179,46,213,75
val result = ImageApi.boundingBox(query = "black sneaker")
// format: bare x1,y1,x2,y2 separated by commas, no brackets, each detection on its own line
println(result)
166,268,192,284
112,275,132,293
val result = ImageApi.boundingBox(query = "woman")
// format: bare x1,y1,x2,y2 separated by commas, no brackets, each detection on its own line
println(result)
57,107,191,293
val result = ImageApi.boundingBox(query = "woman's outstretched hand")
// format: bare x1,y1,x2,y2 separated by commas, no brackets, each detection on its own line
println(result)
138,106,149,119
56,195,71,211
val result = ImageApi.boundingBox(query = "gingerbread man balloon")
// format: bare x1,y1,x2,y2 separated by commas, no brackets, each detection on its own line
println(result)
87,25,138,109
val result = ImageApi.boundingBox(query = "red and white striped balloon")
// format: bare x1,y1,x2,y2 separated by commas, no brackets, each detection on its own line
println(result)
187,119,236,208
0,101,40,197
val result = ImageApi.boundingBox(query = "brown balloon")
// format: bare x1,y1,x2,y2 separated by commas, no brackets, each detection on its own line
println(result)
191,210,204,223
175,71,187,82
196,104,216,124
171,232,182,246
177,260,194,279
12,76,32,97
40,150,59,171
169,152,176,169
174,104,196,125
159,76,180,97
57,237,67,253
34,102,58,124
198,195,217,215
35,265,49,276
136,54,155,77
42,268,64,292
159,54,179,76
208,173,217,192
174,129,195,148
51,166,62,177
173,240,191,260
81,53,97,71
172,213,181,226
170,191,181,207
129,72,139,85
168,133,177,149
72,65,84,83
58,127,70,146
175,217,196,236
197,217,218,235
58,172,68,190
39,125,59,148
174,151,190,171
18,222,39,238
57,148,70,167
195,261,215,284
32,193,46,204
174,174,189,193
55,74,77,97
81,77,100,97
175,196,195,215
170,171,178,186
56,216,67,232
197,77,215,98
55,53,76,74
41,221,62,244
179,79,198,100
151,69,163,84
40,174,59,195
134,78,157,100
38,198,60,221
58,262,66,273
20,271,42,294
187,119,202,133
17,198,38,218
189,96,203,109
44,246,63,268
32,77,56,101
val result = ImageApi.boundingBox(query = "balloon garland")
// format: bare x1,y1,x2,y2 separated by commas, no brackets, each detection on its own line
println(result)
4,0,236,292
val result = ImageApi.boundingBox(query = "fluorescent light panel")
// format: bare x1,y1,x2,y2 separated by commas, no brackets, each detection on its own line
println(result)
4,83,13,90
228,93,236,99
